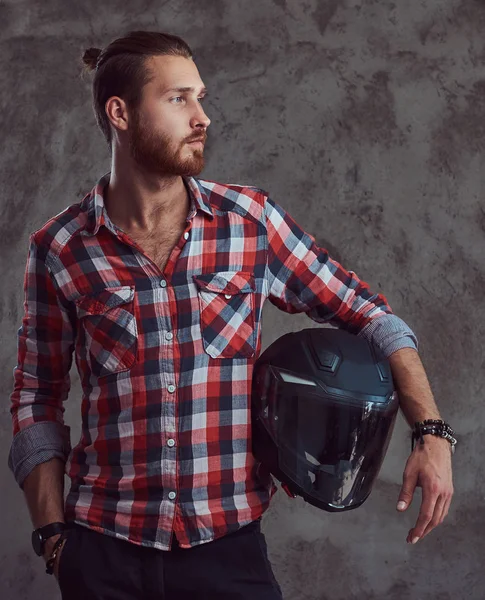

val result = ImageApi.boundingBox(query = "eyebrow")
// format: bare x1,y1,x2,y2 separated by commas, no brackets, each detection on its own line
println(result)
162,86,208,95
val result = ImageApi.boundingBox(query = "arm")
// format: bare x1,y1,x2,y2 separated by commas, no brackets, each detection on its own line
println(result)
389,347,441,425
264,195,417,357
23,458,66,566
8,234,74,503
264,196,453,542
389,347,453,544
8,236,75,571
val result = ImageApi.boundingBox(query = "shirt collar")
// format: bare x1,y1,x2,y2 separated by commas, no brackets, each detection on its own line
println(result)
84,171,213,236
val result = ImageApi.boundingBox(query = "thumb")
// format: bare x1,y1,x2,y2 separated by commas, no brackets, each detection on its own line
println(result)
397,469,418,511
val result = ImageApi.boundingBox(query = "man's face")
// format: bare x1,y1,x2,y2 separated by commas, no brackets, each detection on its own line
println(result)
127,55,211,177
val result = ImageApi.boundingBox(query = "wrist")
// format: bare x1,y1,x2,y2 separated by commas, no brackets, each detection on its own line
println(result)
411,419,457,454
415,434,451,451
32,521,67,557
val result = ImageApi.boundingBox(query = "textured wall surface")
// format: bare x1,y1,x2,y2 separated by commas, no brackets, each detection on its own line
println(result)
1,1,484,598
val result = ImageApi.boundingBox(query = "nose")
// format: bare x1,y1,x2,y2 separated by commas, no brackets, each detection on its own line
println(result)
191,101,211,130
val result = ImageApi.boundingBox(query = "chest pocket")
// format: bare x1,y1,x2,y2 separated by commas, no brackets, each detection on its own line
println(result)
193,271,256,359
75,286,138,378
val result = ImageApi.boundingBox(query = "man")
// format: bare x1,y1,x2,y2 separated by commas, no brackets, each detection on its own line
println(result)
8,30,453,599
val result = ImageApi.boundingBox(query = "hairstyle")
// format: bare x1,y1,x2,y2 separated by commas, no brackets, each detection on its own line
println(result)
82,30,193,146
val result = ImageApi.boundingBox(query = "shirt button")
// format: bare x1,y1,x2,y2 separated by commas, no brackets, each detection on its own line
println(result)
168,491,177,501
168,384,176,393
183,232,189,240
165,332,174,341
167,439,175,447
159,280,167,288
224,294,232,299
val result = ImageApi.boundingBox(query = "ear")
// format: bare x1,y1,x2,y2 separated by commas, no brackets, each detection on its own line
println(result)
105,96,130,133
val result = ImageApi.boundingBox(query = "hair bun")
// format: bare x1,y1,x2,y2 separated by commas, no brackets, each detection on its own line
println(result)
82,47,102,71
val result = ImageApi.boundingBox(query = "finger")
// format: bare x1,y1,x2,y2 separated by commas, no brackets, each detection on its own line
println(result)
409,483,439,542
54,539,67,580
397,467,419,511
421,494,446,539
435,484,453,529
439,493,453,523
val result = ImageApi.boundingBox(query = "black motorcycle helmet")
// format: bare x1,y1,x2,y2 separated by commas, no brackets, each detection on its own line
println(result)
251,327,399,512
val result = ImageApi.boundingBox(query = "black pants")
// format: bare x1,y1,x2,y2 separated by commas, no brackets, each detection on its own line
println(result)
57,518,283,599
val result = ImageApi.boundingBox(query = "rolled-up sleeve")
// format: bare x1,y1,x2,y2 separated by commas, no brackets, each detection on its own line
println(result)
264,195,418,356
8,235,74,488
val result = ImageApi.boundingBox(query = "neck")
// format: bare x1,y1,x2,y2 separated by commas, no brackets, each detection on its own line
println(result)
105,155,190,233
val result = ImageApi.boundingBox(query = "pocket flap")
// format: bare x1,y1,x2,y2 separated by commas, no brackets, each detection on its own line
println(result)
193,271,255,295
76,286,135,316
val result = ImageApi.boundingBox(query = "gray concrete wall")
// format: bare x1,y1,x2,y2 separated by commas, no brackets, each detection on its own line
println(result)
1,1,483,598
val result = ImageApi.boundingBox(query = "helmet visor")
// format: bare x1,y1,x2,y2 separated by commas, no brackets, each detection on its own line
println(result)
259,366,398,511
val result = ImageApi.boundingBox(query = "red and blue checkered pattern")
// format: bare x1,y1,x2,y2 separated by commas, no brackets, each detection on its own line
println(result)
9,171,403,550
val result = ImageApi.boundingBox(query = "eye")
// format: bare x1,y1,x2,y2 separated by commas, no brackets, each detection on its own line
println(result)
171,96,185,104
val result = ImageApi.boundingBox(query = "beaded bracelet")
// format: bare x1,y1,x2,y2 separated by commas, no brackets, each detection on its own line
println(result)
411,419,457,454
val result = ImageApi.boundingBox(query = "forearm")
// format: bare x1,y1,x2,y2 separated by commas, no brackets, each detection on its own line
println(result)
388,347,441,427
22,457,66,559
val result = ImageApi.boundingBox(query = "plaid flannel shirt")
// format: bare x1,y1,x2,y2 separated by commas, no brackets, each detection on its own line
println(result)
8,172,417,549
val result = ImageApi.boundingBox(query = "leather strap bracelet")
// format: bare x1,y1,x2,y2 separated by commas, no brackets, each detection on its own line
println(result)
411,419,457,454
45,531,68,575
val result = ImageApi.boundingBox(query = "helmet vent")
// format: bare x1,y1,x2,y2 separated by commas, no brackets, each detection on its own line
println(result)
278,372,317,386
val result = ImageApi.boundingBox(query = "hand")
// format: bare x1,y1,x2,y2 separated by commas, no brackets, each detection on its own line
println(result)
43,534,67,581
396,435,454,544
53,538,68,581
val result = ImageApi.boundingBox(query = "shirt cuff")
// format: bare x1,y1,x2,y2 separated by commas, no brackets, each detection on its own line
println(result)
358,314,418,358
8,421,71,488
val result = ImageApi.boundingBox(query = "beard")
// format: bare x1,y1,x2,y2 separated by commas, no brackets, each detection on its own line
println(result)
128,110,205,177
